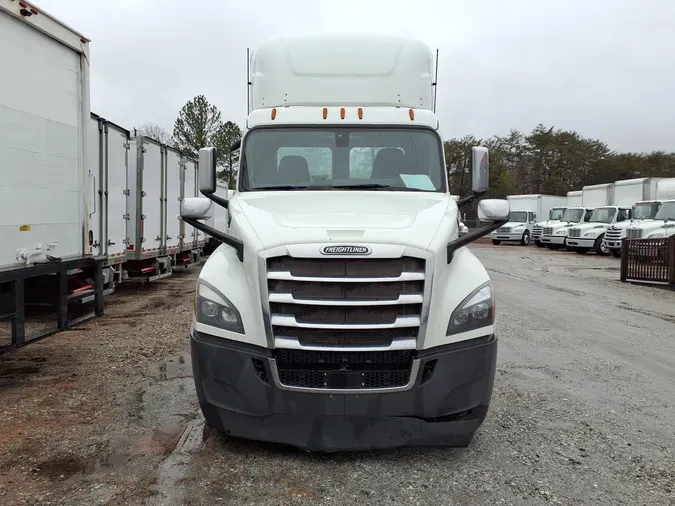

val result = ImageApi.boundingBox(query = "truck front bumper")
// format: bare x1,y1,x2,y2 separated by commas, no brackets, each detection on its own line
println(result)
602,239,622,250
190,330,498,452
491,232,524,242
566,237,595,248
540,235,565,245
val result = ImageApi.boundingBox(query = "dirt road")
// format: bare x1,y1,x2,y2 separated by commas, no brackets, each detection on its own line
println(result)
1,246,674,505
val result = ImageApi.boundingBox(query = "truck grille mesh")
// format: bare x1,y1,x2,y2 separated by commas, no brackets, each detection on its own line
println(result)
568,228,581,238
605,227,622,241
626,228,643,239
498,227,511,233
532,225,543,238
543,227,554,235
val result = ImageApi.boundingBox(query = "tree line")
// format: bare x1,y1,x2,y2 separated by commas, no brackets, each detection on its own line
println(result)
445,124,675,199
138,97,675,197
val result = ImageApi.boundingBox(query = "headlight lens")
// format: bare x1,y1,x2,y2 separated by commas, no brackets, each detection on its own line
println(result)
583,231,596,237
648,232,665,238
446,281,494,336
556,229,567,235
195,280,244,334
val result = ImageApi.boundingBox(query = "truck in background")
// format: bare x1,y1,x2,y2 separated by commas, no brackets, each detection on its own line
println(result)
532,204,569,247
539,207,594,250
0,0,105,352
601,178,666,257
180,33,511,452
567,182,634,255
491,194,566,246
623,179,675,241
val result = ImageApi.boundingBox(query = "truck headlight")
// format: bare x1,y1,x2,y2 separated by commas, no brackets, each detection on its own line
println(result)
556,230,567,235
513,226,524,232
446,281,494,336
195,280,244,334
583,231,597,237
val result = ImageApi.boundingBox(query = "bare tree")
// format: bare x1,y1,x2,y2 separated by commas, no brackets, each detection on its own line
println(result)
136,122,173,145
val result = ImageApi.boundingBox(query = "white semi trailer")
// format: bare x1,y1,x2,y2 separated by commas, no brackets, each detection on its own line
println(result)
180,33,511,451
566,190,582,207
491,194,566,246
0,0,105,351
601,178,665,257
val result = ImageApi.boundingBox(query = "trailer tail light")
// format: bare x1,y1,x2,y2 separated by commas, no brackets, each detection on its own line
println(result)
30,7,38,15
140,266,155,274
88,230,93,246
19,1,28,7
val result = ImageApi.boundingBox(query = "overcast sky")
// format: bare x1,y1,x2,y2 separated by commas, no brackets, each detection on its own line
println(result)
37,0,675,153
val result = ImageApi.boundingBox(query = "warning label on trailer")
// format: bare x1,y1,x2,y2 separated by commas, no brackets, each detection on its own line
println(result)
19,225,31,232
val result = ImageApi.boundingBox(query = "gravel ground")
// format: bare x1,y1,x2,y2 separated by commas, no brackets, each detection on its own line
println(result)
1,246,674,505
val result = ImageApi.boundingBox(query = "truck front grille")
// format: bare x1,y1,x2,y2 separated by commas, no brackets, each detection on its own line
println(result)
543,227,554,235
604,227,622,241
265,253,426,390
626,228,643,239
532,225,543,238
498,227,511,233
568,228,581,238
274,349,413,389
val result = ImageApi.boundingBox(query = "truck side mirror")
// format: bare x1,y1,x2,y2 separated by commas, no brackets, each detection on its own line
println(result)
470,146,489,194
199,147,217,194
477,199,510,222
181,197,213,220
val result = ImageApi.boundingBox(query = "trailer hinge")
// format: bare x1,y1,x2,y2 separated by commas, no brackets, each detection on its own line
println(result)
178,234,185,239
141,238,146,243
141,214,147,219
107,239,116,246
166,235,172,240
92,240,100,248
122,142,131,150
123,214,130,220
141,191,147,197
123,189,130,195
122,238,130,245
156,235,161,241
178,196,183,201
142,147,147,154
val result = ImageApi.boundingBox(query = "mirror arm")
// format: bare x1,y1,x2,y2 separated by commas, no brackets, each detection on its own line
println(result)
446,218,508,264
201,190,229,209
457,190,486,211
181,217,243,262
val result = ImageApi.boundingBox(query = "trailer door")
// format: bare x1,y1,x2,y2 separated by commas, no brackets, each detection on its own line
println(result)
165,148,182,255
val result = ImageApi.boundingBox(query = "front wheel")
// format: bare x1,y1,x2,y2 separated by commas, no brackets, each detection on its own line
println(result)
492,240,501,245
594,235,609,256
520,231,531,246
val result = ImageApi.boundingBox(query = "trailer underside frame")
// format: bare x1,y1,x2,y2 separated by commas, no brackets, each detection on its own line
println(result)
0,256,106,355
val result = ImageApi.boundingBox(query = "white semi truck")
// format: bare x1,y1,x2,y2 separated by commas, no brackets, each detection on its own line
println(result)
622,179,675,241
0,0,106,350
601,178,665,257
567,182,634,255
491,194,566,246
179,33,510,451
539,207,594,249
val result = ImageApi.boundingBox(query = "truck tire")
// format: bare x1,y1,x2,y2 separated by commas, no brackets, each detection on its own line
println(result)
520,231,531,246
492,240,501,245
610,249,621,258
594,235,609,256
535,240,546,248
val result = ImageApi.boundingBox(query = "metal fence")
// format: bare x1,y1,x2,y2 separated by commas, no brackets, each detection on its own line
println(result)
620,236,675,285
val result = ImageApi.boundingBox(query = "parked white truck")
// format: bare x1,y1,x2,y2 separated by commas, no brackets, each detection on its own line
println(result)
601,178,665,257
567,182,634,255
491,194,566,246
622,179,675,241
179,33,510,451
540,207,594,249
0,0,105,350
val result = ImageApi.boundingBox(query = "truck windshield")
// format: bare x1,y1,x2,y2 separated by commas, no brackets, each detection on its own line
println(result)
239,127,445,192
589,207,616,223
654,201,675,221
549,208,565,220
509,211,528,222
632,202,661,220
562,208,584,222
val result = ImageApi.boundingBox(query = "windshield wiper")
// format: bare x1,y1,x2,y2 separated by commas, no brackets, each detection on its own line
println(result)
330,184,397,191
254,185,312,191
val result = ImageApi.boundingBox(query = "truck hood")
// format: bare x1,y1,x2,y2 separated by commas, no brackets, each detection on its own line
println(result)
571,223,609,233
628,220,675,236
547,221,577,231
234,191,454,250
609,219,654,231
496,221,527,229
535,219,560,227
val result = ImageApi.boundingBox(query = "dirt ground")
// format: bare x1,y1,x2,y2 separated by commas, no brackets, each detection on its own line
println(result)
0,245,674,506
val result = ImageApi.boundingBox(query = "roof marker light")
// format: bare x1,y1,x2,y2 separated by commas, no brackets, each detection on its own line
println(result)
358,108,363,119
322,107,328,119
271,108,277,120
409,109,415,120
340,107,345,119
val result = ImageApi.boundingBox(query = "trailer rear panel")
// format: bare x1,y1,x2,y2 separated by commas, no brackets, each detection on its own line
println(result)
180,158,198,251
0,5,90,270
165,146,182,256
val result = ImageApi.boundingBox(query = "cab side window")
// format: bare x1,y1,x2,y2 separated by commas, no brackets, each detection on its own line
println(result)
617,208,631,222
